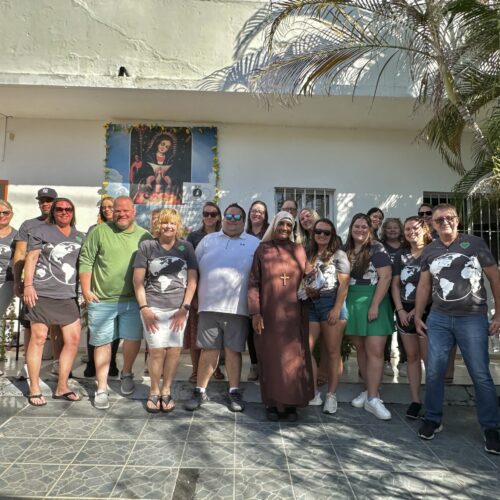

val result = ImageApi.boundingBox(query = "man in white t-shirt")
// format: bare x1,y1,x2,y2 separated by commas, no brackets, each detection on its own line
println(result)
185,203,260,412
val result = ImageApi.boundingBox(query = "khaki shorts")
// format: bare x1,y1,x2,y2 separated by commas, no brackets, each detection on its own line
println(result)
197,311,248,352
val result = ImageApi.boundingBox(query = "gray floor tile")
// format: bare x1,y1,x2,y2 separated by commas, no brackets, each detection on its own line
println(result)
49,464,122,497
138,419,190,442
18,437,85,464
191,401,237,422
128,441,184,467
0,463,66,497
188,421,235,442
112,466,178,498
0,416,53,438
234,443,287,469
285,444,341,471
427,444,499,473
366,424,421,445
105,399,149,419
91,418,145,440
235,422,282,443
172,468,234,499
236,403,269,423
457,472,500,500
322,422,375,445
234,469,293,499
280,423,330,446
291,470,355,499
0,438,34,463
346,470,469,499
18,400,72,417
44,417,102,439
0,396,27,423
293,406,322,423
62,401,112,418
73,439,135,465
182,442,234,468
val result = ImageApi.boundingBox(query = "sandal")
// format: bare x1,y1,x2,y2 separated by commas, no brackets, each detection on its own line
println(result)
145,394,161,414
160,394,176,413
53,391,81,402
27,394,47,407
188,372,197,384
213,367,225,380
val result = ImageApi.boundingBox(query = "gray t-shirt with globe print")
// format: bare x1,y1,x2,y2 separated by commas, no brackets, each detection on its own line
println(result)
0,229,18,282
393,250,422,304
28,225,85,299
420,234,496,315
133,239,198,309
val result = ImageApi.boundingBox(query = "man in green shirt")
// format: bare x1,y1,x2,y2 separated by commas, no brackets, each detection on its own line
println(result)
79,196,151,409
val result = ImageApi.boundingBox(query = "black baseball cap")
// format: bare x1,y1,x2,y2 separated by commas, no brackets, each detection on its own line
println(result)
36,187,58,200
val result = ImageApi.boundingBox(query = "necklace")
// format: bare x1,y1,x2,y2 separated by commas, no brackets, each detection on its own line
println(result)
273,241,290,286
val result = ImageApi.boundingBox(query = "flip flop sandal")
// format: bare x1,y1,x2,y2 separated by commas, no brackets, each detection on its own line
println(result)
160,394,176,413
212,368,225,380
27,394,47,407
145,395,161,414
188,373,197,384
53,391,81,402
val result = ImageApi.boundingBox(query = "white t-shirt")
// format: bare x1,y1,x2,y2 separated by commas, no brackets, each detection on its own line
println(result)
195,230,260,316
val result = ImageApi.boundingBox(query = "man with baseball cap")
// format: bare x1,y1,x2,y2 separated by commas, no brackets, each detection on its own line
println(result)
13,187,59,379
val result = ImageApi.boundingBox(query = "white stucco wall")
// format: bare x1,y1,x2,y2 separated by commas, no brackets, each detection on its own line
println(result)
2,117,459,237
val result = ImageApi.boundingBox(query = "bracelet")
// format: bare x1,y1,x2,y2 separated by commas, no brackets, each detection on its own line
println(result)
139,305,149,311
24,284,33,288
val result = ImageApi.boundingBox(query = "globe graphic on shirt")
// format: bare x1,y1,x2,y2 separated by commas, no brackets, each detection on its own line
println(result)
149,256,187,292
0,244,10,276
49,242,81,285
429,252,482,302
400,265,420,301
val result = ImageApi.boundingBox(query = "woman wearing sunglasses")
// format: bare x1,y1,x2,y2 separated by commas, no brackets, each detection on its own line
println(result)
306,219,350,414
23,198,85,406
185,202,225,383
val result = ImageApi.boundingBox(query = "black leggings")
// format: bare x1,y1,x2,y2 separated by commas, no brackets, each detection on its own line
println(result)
247,320,258,365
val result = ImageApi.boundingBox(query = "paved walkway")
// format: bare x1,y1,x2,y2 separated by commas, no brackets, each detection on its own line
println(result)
0,394,499,499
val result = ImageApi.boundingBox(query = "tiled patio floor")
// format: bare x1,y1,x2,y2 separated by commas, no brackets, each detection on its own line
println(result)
0,397,498,499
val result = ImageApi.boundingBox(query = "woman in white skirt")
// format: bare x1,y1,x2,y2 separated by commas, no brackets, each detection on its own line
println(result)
133,208,198,413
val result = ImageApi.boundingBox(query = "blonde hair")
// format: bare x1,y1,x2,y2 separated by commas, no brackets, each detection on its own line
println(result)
153,208,184,239
0,200,13,212
296,207,320,247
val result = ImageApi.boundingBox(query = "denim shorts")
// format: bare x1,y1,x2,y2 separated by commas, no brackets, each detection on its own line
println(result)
309,295,348,323
88,299,143,346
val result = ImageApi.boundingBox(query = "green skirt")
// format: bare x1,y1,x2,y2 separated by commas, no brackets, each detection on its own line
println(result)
345,285,394,336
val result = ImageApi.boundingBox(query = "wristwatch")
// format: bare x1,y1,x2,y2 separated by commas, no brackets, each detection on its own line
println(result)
182,304,191,311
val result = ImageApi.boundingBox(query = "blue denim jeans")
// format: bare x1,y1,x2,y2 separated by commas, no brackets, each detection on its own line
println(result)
425,310,499,429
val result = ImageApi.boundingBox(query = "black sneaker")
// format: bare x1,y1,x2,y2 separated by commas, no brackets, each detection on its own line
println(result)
184,388,209,411
406,402,422,420
266,407,279,422
109,363,119,377
227,389,245,412
484,429,500,455
285,407,298,422
418,419,443,440
83,364,96,378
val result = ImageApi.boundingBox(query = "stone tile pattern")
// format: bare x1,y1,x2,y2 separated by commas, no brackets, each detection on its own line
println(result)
0,398,498,499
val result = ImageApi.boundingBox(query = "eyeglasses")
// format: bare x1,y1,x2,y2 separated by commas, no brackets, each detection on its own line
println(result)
433,216,457,225
418,210,432,217
224,213,242,221
55,207,74,213
0,211,11,217
250,209,265,215
102,206,114,211
314,228,332,236
203,211,219,218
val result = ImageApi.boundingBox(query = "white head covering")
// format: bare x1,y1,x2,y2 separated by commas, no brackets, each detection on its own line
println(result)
261,211,295,242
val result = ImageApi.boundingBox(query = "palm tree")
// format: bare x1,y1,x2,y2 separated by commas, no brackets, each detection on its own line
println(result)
203,0,499,192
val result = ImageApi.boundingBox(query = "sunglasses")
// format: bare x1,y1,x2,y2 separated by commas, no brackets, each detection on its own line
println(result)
203,211,219,218
433,216,457,225
55,207,74,213
314,228,332,236
0,211,12,217
224,213,242,221
418,210,432,217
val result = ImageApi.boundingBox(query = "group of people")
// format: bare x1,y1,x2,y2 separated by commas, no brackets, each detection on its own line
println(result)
0,189,499,456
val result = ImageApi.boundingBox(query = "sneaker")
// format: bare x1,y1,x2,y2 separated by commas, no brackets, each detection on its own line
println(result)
94,390,110,410
351,390,368,408
398,363,408,378
109,363,119,378
418,419,443,440
51,360,59,375
364,397,391,420
309,392,323,406
406,402,422,420
228,389,245,412
185,388,209,411
383,361,394,376
484,429,500,455
83,364,96,378
286,406,298,422
323,392,338,414
120,372,135,395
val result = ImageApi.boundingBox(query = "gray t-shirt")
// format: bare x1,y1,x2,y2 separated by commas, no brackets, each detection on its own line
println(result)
133,239,198,309
313,250,350,296
348,241,392,286
28,225,85,299
393,250,422,304
15,216,47,242
420,234,496,315
0,229,18,283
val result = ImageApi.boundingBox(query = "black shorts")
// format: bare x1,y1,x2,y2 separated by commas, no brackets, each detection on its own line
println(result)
26,296,80,326
396,302,430,335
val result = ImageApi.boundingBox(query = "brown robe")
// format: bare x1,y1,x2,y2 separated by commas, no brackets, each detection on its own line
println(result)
248,240,314,407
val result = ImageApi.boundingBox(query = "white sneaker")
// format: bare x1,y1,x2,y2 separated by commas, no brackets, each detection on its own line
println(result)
51,360,59,375
383,361,394,376
351,390,367,408
323,393,338,414
309,392,323,406
397,363,408,378
364,397,391,420
94,390,110,410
